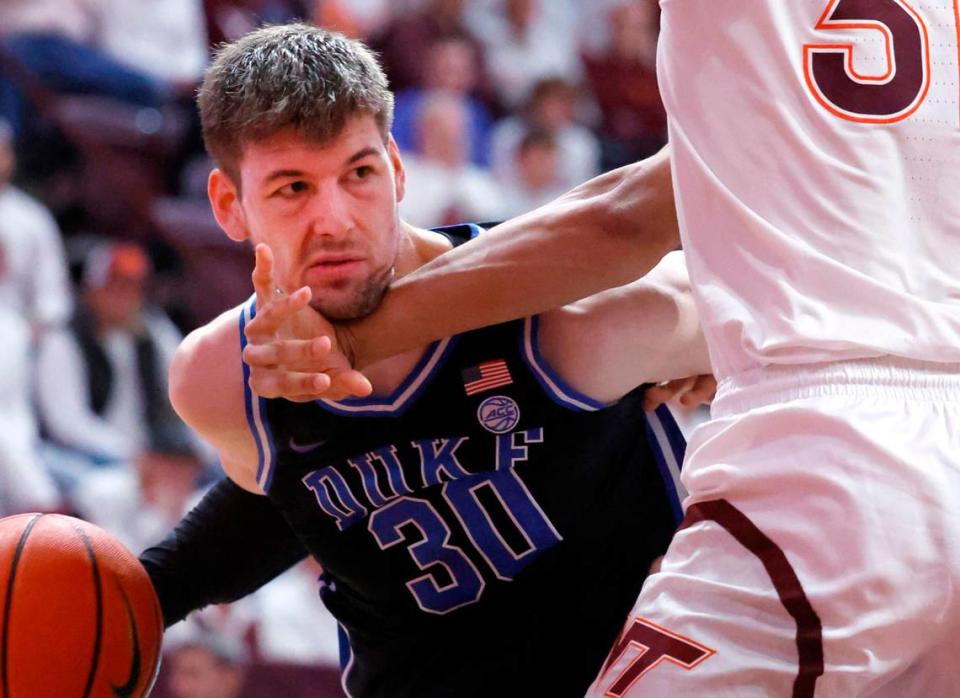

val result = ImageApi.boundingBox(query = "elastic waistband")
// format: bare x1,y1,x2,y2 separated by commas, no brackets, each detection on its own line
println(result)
713,357,960,417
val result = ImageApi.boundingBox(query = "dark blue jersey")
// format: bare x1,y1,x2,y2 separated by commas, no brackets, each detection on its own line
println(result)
239,225,686,697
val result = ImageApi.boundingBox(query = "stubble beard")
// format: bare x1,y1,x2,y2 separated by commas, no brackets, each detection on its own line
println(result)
309,264,395,321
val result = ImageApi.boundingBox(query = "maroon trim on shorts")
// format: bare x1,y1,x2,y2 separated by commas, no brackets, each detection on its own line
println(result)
680,499,824,698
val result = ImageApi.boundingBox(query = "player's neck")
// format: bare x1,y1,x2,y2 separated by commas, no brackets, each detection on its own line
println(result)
360,222,454,398
394,221,454,278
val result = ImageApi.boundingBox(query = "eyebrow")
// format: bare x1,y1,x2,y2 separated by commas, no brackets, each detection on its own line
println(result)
262,169,305,185
346,146,380,165
261,147,382,186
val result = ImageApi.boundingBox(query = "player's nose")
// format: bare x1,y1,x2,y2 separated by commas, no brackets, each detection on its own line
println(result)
306,182,353,238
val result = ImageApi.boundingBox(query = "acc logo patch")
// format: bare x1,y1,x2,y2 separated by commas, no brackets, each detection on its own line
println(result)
477,395,521,434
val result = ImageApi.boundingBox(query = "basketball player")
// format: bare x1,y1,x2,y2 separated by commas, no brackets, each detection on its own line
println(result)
249,3,960,696
140,24,714,697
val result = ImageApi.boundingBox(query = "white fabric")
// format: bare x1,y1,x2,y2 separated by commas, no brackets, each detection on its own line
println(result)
589,359,960,696
587,3,960,695
0,0,102,42
499,174,569,219
398,155,507,228
35,310,184,461
96,0,208,83
490,116,600,189
465,0,583,106
254,564,342,667
657,0,960,381
0,186,70,513
71,467,169,551
0,187,73,328
0,309,59,513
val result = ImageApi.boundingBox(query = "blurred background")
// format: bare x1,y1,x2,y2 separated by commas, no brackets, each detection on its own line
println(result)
0,0,668,695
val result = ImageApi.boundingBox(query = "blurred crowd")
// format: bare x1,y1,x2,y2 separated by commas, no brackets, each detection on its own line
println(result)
0,0,668,695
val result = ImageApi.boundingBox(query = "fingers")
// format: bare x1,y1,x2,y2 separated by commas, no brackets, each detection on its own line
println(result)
252,243,276,304
247,368,332,400
247,366,372,402
324,367,374,400
643,376,695,411
243,336,332,370
244,339,373,401
245,286,313,340
643,374,718,411
678,374,717,407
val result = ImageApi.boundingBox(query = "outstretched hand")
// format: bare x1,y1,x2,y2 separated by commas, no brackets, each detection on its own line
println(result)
643,374,717,412
241,244,373,402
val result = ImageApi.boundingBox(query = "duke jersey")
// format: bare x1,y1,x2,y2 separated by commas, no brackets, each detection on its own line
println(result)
658,1,960,380
239,225,687,697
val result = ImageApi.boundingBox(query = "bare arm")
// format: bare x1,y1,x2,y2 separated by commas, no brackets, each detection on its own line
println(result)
536,251,710,404
344,147,678,367
168,307,263,493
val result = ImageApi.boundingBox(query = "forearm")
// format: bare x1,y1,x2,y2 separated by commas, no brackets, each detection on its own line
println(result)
139,478,308,627
345,147,678,367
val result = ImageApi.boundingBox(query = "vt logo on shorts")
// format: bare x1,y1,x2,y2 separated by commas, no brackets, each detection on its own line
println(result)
598,617,715,697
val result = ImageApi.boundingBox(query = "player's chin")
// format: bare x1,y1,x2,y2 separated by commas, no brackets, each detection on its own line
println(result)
310,290,381,321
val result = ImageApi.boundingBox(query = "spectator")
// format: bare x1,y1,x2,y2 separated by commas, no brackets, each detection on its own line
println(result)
203,0,307,47
35,242,208,485
312,0,392,39
0,0,166,141
490,77,599,189
73,443,205,553
398,91,505,228
391,37,494,167
96,0,209,88
371,0,490,99
164,625,248,698
254,560,341,667
466,0,582,108
500,128,568,218
0,119,70,514
582,0,667,169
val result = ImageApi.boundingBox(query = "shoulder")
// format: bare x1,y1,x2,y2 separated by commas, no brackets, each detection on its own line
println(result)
0,187,58,231
169,305,243,429
534,251,704,403
169,303,262,492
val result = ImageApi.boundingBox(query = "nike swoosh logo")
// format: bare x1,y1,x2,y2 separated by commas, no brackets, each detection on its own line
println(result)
289,436,328,454
112,582,142,698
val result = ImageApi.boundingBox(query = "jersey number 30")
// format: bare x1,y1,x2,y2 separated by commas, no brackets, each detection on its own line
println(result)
368,433,562,615
803,0,932,123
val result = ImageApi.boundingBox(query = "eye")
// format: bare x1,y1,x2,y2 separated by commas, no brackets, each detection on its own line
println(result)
351,165,374,181
275,180,309,198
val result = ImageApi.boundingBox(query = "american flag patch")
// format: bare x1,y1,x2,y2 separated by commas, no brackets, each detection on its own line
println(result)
462,360,513,396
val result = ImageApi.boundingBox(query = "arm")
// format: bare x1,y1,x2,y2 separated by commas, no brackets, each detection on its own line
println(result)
141,307,309,626
344,147,678,367
26,200,72,332
536,251,710,404
140,478,308,627
167,306,261,492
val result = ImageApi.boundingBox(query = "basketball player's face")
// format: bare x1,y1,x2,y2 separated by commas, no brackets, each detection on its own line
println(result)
217,117,406,320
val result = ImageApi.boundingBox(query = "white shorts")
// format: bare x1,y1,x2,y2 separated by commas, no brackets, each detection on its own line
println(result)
588,358,960,697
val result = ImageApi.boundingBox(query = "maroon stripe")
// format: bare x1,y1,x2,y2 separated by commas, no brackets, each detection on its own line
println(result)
680,499,824,698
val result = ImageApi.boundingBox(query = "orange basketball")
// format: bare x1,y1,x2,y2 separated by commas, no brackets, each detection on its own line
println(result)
0,514,163,697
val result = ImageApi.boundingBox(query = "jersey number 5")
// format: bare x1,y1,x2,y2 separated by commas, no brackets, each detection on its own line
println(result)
803,0,931,123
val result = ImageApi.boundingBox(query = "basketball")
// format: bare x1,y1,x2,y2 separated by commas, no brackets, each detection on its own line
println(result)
0,513,163,697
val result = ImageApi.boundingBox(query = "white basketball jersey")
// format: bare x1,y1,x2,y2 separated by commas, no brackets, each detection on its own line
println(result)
658,0,960,380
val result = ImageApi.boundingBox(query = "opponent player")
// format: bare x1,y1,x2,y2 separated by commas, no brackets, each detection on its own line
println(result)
252,3,960,696
140,24,714,697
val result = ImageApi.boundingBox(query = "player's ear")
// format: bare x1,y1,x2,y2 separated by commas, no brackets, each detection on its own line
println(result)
387,135,406,203
208,168,249,242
